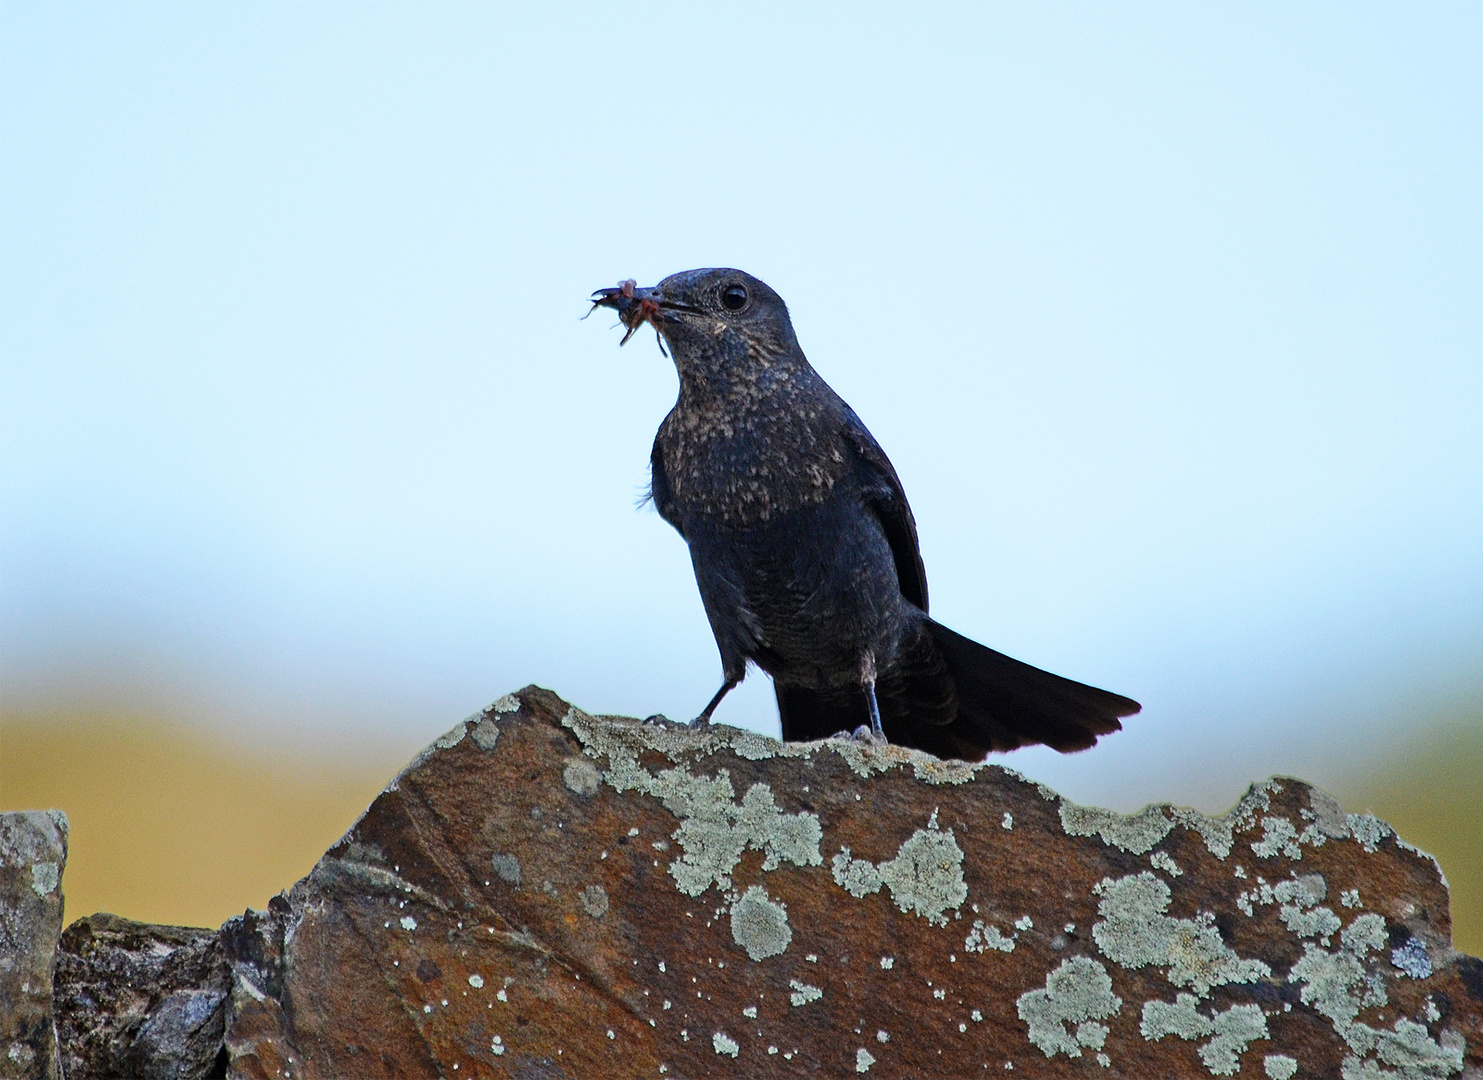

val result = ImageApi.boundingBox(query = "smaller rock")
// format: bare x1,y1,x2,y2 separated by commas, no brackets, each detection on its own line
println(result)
0,810,68,1080
52,913,229,1080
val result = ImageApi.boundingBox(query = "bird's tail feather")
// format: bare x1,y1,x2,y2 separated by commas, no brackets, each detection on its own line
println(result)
775,619,1138,760
926,619,1139,754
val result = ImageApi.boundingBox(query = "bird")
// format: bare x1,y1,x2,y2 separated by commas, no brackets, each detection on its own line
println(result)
589,268,1139,762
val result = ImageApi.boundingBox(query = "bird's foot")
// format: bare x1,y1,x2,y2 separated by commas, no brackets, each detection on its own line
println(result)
687,714,714,730
831,725,887,747
642,714,672,726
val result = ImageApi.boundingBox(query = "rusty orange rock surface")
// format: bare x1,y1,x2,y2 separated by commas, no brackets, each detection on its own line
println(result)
211,686,1482,1079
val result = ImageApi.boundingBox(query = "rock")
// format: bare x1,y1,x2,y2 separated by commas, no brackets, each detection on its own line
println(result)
219,687,1481,1079
12,687,1482,1077
52,914,230,1080
0,810,68,1080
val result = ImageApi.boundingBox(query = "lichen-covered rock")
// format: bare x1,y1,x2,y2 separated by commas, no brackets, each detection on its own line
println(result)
7,688,1478,1077
52,913,230,1080
216,687,1482,1079
0,810,68,1080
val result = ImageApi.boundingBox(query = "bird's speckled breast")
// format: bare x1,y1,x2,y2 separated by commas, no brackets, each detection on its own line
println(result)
661,366,850,528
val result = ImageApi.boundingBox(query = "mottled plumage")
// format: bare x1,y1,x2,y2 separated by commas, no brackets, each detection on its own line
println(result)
590,268,1139,761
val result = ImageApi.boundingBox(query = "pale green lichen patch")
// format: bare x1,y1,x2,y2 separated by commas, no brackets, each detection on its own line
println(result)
1252,816,1302,859
1060,802,1173,855
730,885,792,961
1015,956,1123,1060
1276,874,1327,908
712,1032,739,1057
666,780,822,897
30,861,59,896
1236,872,1326,921
1341,913,1387,955
395,711,485,780
1296,942,1398,1043
832,849,883,897
1341,1018,1465,1079
460,693,521,751
1171,808,1236,859
562,706,775,769
1092,872,1271,995
964,919,1016,953
1264,1054,1298,1079
1286,906,1394,1035
789,979,822,1007
1281,903,1342,940
558,708,824,898
1150,851,1183,878
433,721,468,751
1056,792,1256,860
1268,874,1343,943
884,825,969,923
855,1047,876,1072
562,757,601,796
819,741,896,779
470,716,501,751
1224,781,1280,835
1292,944,1367,1028
830,817,967,926
909,755,983,786
1347,814,1392,854
1141,994,1269,1076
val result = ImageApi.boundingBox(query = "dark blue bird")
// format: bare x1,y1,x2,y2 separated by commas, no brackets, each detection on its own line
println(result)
591,268,1139,761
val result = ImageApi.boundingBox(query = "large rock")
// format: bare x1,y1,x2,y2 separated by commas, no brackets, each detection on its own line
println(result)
0,810,68,1080
219,687,1480,1079
21,686,1483,1077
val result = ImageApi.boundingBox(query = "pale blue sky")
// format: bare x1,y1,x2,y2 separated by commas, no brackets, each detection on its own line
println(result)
4,5,1480,810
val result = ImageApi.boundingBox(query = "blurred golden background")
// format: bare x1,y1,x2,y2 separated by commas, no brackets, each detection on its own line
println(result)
3,704,1478,957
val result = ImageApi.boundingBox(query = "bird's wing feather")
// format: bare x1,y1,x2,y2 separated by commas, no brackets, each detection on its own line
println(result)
840,407,929,612
649,432,685,538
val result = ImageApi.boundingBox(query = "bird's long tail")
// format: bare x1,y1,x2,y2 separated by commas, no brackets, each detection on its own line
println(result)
775,619,1139,761
924,619,1139,755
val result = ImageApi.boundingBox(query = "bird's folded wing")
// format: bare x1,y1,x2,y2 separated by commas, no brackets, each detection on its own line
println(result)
839,406,929,613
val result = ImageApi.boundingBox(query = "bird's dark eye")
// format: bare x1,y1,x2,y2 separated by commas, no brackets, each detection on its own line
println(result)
720,284,748,311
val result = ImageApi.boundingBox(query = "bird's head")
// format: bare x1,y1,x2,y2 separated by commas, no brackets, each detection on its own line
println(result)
588,268,802,383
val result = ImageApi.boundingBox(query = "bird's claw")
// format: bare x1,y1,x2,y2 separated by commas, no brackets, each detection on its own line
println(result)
642,714,672,726
831,725,886,747
687,714,714,730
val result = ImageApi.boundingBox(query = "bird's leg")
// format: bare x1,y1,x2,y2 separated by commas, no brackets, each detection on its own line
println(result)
864,681,884,742
692,676,740,728
829,652,889,745
860,649,886,744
